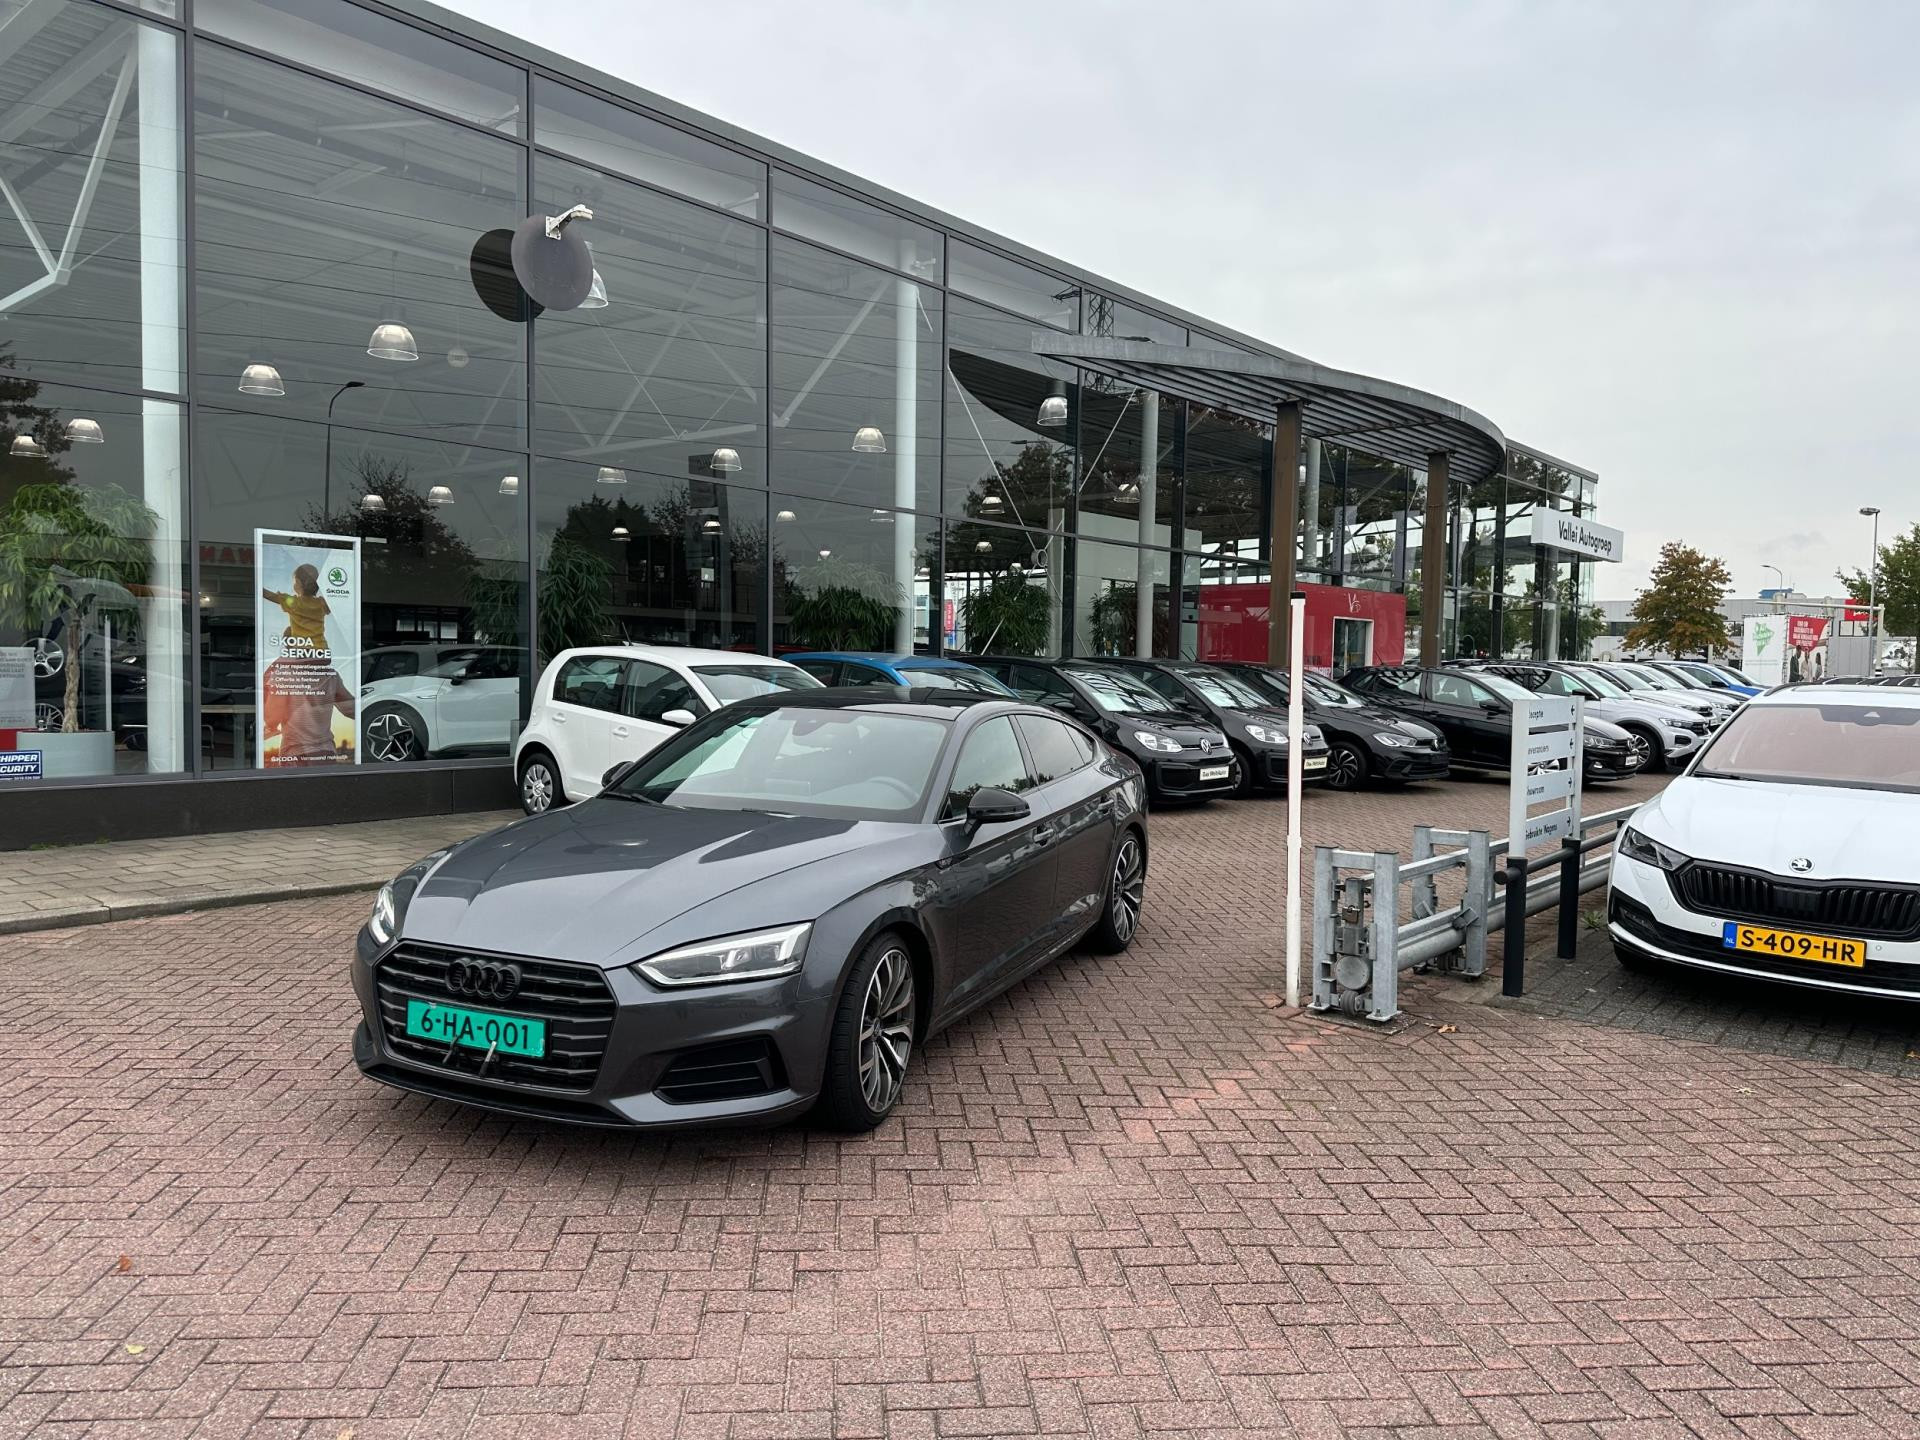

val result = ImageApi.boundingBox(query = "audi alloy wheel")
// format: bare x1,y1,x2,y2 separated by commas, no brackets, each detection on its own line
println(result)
858,947,914,1113
1091,830,1146,953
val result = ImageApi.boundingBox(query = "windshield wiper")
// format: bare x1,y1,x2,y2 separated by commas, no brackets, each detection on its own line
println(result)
601,790,662,805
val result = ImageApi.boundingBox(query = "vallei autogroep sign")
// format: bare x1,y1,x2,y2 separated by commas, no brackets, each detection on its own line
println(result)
1530,511,1624,563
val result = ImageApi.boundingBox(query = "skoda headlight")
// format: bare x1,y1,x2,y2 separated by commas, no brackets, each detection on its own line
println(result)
1132,731,1182,753
368,881,398,944
1373,732,1416,747
1618,826,1686,872
1243,723,1286,745
637,923,811,988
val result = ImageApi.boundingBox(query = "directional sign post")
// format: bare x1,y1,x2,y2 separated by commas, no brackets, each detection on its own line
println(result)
1503,694,1583,996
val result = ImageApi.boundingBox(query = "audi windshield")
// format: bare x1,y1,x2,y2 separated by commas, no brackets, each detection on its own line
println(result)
614,706,950,819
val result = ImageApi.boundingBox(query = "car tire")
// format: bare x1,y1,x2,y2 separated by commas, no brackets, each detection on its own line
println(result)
1621,725,1663,773
363,703,427,763
817,931,918,1133
517,748,565,815
1088,827,1146,954
1229,743,1258,797
1614,942,1656,974
1325,740,1368,791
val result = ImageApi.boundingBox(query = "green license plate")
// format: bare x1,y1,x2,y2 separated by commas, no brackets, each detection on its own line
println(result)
404,999,546,1058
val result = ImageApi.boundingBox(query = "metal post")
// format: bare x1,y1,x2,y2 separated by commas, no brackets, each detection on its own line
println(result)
1284,592,1306,1006
1462,829,1490,978
1135,389,1158,657
1502,855,1528,995
1421,450,1449,665
1556,835,1581,959
1268,401,1301,665
1410,824,1437,920
1369,851,1400,1022
892,268,919,654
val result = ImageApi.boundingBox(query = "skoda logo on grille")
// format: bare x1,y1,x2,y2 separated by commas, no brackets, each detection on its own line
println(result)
1790,857,1814,874
447,958,521,1000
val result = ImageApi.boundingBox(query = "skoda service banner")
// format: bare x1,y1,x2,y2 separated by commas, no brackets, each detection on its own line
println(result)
255,529,361,768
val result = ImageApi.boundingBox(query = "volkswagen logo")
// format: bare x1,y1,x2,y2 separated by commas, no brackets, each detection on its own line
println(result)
447,958,521,1000
1789,857,1814,874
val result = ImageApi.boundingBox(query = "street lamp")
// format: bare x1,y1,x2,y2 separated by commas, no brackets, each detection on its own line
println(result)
322,380,366,517
1861,506,1882,671
1761,564,1785,612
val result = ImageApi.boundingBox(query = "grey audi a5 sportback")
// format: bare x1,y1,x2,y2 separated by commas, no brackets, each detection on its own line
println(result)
351,689,1148,1132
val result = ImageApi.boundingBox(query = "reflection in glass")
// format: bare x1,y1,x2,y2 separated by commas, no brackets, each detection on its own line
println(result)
948,242,1079,330
945,298,1077,529
770,498,935,654
193,46,526,451
0,2,182,395
195,0,526,133
1073,540,1173,659
194,410,531,769
1184,406,1267,565
532,156,764,484
942,520,1061,657
533,77,765,217
770,239,939,650
771,171,942,281
0,379,186,778
534,460,762,658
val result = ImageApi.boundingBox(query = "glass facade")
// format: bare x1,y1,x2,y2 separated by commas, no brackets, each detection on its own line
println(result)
0,0,1595,797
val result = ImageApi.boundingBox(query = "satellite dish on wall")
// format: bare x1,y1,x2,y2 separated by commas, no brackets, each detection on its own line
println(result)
469,228,537,322
509,203,596,312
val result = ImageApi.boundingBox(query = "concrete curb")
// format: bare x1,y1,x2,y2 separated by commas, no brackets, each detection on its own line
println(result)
0,879,382,937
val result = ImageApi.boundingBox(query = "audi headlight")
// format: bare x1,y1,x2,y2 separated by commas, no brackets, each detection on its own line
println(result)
1132,730,1182,753
1373,732,1416,747
368,881,398,944
1618,826,1686,872
1243,723,1286,745
636,923,812,988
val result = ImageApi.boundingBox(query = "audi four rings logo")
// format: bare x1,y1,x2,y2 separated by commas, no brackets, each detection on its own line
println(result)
447,959,521,1000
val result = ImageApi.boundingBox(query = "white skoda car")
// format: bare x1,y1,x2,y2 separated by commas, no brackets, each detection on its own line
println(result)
1609,685,1920,998
513,646,819,814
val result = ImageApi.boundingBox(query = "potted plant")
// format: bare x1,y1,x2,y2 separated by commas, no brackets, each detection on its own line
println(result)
0,479,157,778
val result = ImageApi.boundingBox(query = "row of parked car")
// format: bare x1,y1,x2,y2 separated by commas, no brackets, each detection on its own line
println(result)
505,644,1766,817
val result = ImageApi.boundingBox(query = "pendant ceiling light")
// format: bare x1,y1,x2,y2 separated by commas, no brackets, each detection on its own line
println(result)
817,548,832,559
238,362,285,397
427,485,454,506
367,321,419,362
1114,481,1140,506
360,493,387,513
498,475,520,495
868,508,893,524
974,539,992,553
1010,562,1024,575
980,491,1003,511
580,269,609,310
596,466,627,486
65,418,104,444
701,517,722,532
9,435,45,458
1036,379,1068,427
851,425,886,453
775,509,796,522
709,447,742,473
612,525,630,539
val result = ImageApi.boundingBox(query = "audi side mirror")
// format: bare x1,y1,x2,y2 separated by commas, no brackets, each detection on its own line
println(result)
966,787,1030,832
660,708,696,727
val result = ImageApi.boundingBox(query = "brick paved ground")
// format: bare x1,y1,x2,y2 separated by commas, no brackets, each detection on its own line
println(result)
0,812,519,935
7,769,1920,1439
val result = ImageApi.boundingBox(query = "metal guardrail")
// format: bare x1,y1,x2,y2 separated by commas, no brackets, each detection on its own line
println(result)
1310,803,1642,1022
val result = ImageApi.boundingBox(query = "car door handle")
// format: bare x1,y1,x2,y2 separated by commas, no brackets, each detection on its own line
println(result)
1031,825,1057,846
551,711,567,723
611,724,630,737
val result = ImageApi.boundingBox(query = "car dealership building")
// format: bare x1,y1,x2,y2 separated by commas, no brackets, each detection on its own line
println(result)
0,0,1610,843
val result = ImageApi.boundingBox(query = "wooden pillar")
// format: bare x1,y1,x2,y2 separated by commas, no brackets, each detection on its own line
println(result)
1268,401,1302,665
1420,449,1449,666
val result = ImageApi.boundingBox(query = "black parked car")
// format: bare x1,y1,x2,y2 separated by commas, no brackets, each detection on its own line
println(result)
1216,662,1450,790
1343,665,1645,782
353,689,1148,1133
963,655,1238,803
1099,658,1332,796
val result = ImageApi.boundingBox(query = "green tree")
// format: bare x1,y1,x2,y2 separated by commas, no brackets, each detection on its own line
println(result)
1837,522,1920,652
962,574,1050,655
0,481,158,732
1626,542,1733,654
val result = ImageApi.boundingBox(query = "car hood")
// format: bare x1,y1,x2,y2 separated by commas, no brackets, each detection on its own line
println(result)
401,800,922,966
1641,776,1920,884
1316,702,1442,742
1117,712,1222,745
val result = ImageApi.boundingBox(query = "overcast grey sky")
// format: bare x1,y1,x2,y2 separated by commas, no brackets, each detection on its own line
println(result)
453,0,1918,600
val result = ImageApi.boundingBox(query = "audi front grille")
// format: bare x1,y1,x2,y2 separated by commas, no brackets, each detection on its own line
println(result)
1677,865,1920,941
375,943,615,1092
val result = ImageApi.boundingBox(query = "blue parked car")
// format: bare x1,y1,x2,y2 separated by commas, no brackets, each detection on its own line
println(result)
784,651,1016,695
